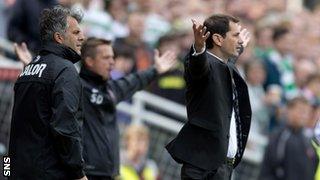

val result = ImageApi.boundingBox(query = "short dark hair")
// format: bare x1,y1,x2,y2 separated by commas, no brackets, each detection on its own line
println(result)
81,37,112,59
306,73,320,85
204,14,239,49
114,46,133,60
40,5,83,43
157,33,179,48
272,26,289,42
243,59,265,76
287,96,310,109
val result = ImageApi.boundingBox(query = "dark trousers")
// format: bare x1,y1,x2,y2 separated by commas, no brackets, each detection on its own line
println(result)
87,175,113,180
181,162,233,180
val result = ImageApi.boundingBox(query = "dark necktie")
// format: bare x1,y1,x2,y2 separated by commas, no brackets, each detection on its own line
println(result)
228,65,243,158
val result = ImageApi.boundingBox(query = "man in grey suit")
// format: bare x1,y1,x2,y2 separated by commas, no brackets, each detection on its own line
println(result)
166,14,252,180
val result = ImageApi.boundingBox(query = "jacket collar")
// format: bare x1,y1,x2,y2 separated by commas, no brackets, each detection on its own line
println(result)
39,42,81,64
207,51,246,83
79,65,107,85
206,51,226,63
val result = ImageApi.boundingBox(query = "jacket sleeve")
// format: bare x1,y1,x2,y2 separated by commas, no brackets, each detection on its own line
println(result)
50,66,85,179
109,67,158,103
184,46,210,80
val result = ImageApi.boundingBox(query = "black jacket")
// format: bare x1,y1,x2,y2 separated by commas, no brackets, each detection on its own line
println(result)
166,48,251,171
9,42,85,179
80,66,157,177
259,126,318,180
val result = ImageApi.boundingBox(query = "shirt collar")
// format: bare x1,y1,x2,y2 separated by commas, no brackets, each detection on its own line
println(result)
206,51,226,63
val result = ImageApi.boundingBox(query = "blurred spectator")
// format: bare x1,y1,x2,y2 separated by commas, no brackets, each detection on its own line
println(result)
294,59,318,89
261,27,282,89
73,0,129,41
304,0,320,11
120,124,159,180
176,31,194,58
314,118,320,137
304,102,320,139
6,0,57,53
244,60,270,135
131,0,171,47
148,33,185,105
243,59,272,163
263,25,299,100
316,56,320,70
253,24,274,60
106,0,129,39
301,73,320,105
259,97,317,180
312,104,320,127
312,117,320,180
58,0,80,8
111,46,135,125
114,12,153,72
73,0,116,41
0,0,16,38
111,46,135,80
265,84,284,132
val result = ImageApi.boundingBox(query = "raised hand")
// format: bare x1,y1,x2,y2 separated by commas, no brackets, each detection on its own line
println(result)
154,49,177,74
240,27,251,48
192,19,210,52
14,42,32,66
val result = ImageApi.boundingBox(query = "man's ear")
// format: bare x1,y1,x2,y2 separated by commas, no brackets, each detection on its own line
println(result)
212,34,223,47
84,56,94,68
53,32,64,44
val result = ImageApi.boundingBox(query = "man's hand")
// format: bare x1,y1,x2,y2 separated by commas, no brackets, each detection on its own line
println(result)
154,49,177,74
192,19,210,53
14,42,32,66
240,28,251,48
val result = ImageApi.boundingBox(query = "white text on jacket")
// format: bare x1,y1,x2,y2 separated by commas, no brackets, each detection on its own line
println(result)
20,64,47,78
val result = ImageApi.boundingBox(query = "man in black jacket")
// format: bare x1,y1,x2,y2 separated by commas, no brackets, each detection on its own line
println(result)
9,6,87,180
259,97,317,180
79,37,176,180
13,34,176,180
166,14,252,179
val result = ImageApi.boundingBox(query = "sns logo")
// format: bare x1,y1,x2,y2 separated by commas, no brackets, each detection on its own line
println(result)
3,156,10,177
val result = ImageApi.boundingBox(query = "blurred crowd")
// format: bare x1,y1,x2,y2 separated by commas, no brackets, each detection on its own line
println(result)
1,0,320,179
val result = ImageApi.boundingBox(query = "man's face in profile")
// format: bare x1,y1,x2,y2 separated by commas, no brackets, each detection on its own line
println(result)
220,22,243,58
61,16,84,54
